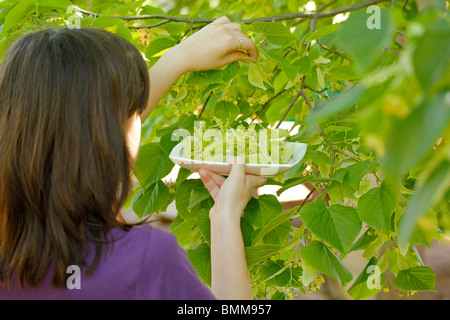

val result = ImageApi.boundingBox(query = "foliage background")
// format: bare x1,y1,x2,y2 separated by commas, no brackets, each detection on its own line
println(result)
0,0,449,299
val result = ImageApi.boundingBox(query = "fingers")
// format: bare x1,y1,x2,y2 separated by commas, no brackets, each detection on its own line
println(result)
227,22,243,33
212,16,231,25
212,17,258,62
249,175,267,189
227,155,246,179
232,32,258,60
221,51,246,65
198,168,226,200
227,155,266,190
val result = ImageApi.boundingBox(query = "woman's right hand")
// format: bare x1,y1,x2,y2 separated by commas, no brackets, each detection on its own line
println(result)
198,156,267,223
166,16,258,75
141,17,257,122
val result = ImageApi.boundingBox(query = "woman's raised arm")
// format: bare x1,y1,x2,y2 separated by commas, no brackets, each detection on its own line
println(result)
140,16,257,122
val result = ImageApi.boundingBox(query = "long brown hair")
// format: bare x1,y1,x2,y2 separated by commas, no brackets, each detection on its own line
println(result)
0,27,149,287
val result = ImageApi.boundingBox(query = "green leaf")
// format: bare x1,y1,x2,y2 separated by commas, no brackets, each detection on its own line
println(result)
146,37,177,58
329,65,358,81
1,0,34,36
301,199,361,254
398,158,450,251
251,206,297,244
245,244,283,267
277,176,331,196
343,160,376,190
262,48,299,81
187,243,211,285
212,100,239,125
306,23,339,41
330,168,348,183
134,142,174,189
131,181,172,219
170,214,202,249
197,208,211,245
389,249,421,276
316,67,325,89
248,62,266,90
337,8,394,74
306,84,366,125
186,70,223,86
175,179,211,216
413,18,450,91
301,259,315,287
295,55,312,76
259,260,302,287
326,180,355,203
262,220,291,245
240,217,254,247
105,24,132,42
244,195,282,228
357,180,399,235
300,240,353,286
409,210,440,248
327,160,375,194
270,291,286,300
348,257,385,300
252,22,295,46
362,236,383,259
349,229,378,252
303,149,331,164
393,266,436,292
139,4,166,24
38,0,73,9
222,61,240,82
92,16,123,28
383,93,450,179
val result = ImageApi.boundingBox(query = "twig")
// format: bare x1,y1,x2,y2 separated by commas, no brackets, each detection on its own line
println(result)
275,82,305,128
297,89,333,149
129,19,171,29
270,46,295,75
251,89,287,123
401,0,409,10
297,86,360,165
198,92,212,117
309,0,337,34
303,84,329,100
316,39,351,62
296,187,316,213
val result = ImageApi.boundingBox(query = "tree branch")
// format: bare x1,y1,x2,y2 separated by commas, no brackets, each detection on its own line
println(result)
129,19,171,29
297,89,333,148
275,82,305,129
251,88,287,124
316,39,351,62
198,92,212,117
78,0,390,26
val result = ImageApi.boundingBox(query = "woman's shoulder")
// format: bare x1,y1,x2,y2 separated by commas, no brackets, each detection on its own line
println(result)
110,223,189,269
115,223,177,247
117,224,215,300
109,223,179,256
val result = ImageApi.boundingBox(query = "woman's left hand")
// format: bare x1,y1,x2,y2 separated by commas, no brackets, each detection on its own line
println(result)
166,16,258,74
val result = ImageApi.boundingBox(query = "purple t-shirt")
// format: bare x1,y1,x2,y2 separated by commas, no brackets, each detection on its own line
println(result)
0,225,216,300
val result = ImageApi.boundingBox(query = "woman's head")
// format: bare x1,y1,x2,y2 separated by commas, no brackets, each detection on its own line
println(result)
0,27,149,287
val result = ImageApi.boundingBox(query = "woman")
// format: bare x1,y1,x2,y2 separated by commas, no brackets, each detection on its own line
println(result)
0,17,265,300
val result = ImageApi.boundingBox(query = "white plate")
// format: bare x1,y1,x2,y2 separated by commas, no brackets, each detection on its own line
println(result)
168,136,307,177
